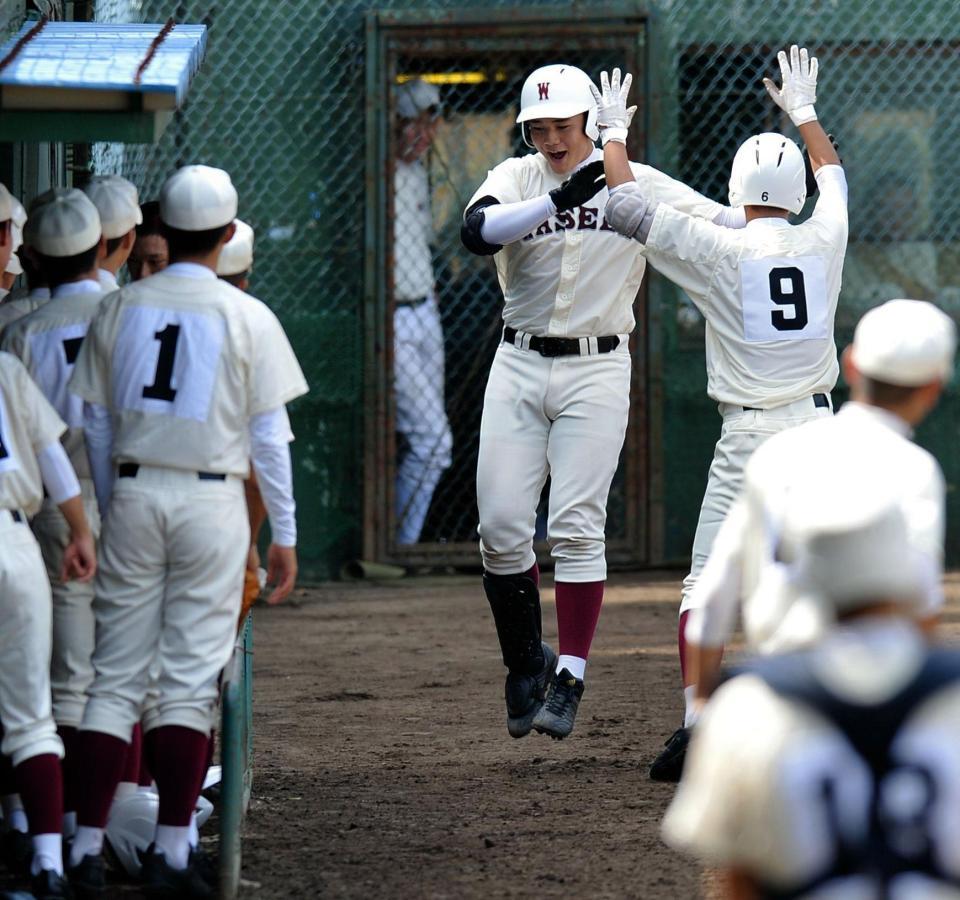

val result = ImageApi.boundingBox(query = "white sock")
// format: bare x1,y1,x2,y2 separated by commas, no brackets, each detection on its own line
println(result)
137,783,156,796
154,824,191,870
62,811,77,839
31,832,63,876
1,794,27,833
113,781,137,803
188,811,199,849
556,655,586,681
69,826,104,866
683,685,699,728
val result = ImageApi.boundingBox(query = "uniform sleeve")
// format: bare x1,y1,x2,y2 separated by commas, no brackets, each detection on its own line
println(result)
466,157,527,209
806,165,848,245
68,299,113,407
12,354,66,451
634,164,726,221
642,205,740,311
246,303,309,416
0,314,30,368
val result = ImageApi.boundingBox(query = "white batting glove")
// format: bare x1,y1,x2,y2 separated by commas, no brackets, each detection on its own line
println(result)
762,44,818,126
589,68,638,145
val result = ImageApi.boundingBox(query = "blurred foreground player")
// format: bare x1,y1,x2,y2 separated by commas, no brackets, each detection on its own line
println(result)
663,488,960,898
66,165,307,897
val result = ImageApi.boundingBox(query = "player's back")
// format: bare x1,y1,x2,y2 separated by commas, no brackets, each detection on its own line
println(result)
71,268,305,478
664,620,960,898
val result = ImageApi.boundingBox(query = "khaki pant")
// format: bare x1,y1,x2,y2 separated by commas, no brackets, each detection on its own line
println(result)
0,511,63,765
32,480,101,728
81,466,248,740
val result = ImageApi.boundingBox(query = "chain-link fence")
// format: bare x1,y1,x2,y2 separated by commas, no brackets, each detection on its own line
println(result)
6,0,960,572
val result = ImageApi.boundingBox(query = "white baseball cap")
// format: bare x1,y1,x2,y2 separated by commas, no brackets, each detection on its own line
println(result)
159,165,238,231
24,188,102,257
851,299,957,386
396,78,441,119
216,218,254,276
84,175,143,239
5,199,26,275
0,182,11,222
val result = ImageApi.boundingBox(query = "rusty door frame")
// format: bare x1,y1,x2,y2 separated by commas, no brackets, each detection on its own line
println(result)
363,3,656,568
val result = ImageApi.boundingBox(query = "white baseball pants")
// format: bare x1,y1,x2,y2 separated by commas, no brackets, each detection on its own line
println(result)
679,396,833,614
0,511,63,765
477,338,631,582
394,296,453,545
32,480,101,728
81,466,248,740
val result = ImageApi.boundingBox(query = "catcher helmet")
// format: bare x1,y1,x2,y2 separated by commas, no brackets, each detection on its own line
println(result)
728,133,806,215
516,64,599,148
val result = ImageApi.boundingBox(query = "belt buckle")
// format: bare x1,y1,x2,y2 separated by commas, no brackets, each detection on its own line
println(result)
538,337,565,358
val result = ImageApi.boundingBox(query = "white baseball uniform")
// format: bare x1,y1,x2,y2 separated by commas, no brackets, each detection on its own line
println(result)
393,158,452,544
469,147,735,580
687,401,946,653
610,164,848,609
0,292,48,334
1,280,106,729
663,619,960,895
0,351,68,766
69,264,307,740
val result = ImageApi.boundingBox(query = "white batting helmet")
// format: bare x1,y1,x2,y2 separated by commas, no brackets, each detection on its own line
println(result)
516,64,599,148
728,133,806,215
105,791,159,876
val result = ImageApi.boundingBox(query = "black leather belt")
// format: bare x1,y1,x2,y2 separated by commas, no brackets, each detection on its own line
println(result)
118,463,226,481
503,326,621,358
741,393,830,413
9,510,23,523
395,296,430,308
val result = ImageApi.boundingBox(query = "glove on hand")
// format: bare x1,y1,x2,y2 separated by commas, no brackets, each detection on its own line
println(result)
549,160,606,212
588,68,637,145
762,44,818,126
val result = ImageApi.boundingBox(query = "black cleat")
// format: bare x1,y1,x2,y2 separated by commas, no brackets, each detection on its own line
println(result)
532,668,585,740
506,642,557,738
139,844,213,899
649,727,690,782
31,868,75,899
66,852,105,899
191,844,219,887
1,828,32,876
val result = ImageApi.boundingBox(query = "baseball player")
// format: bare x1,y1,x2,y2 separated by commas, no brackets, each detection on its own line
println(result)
662,489,960,897
126,200,169,281
460,63,747,740
685,298,955,702
83,174,143,292
393,78,453,545
0,196,48,333
0,188,110,849
0,332,97,899
598,46,847,777
64,164,307,898
0,197,25,293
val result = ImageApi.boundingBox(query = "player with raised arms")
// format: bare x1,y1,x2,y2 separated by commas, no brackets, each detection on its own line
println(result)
597,46,848,779
461,63,747,740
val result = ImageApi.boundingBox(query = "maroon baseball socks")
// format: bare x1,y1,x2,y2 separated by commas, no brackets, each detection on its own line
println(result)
554,580,604,680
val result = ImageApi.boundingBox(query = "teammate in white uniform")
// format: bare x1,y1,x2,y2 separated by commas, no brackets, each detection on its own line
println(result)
83,174,143,292
0,188,110,851
392,78,453,544
0,336,96,899
0,193,46,333
684,299,955,703
127,201,169,281
598,47,847,777
461,63,746,740
65,165,308,898
663,491,960,898
0,197,25,292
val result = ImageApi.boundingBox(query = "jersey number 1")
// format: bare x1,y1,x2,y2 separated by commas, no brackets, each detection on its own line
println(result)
142,324,181,402
769,267,808,331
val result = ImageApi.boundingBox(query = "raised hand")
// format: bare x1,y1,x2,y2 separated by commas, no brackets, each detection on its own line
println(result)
588,68,637,145
549,160,606,212
762,44,818,126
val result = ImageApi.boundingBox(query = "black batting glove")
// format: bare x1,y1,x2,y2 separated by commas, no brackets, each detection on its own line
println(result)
549,160,606,213
802,133,842,197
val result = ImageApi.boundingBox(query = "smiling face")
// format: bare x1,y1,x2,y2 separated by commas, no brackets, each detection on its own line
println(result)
527,113,595,176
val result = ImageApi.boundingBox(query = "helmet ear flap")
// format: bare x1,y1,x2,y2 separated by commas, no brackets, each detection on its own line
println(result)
521,121,535,148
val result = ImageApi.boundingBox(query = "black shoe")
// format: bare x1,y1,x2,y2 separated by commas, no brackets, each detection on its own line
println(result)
139,844,213,899
191,844,219,887
649,727,690,782
31,868,75,899
1,828,32,875
66,853,105,899
532,668,585,740
506,642,557,738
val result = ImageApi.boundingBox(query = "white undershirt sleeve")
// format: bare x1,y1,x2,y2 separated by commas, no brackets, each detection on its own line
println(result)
83,401,114,516
712,205,747,229
38,441,81,505
249,406,297,547
479,195,557,245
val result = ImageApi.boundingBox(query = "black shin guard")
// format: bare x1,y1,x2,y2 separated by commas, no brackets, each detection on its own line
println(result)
483,570,546,676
